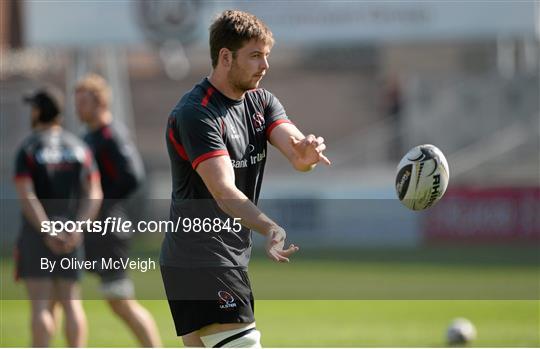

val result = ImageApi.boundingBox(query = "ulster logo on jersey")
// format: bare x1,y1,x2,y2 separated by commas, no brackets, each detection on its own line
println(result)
252,112,265,133
218,290,237,309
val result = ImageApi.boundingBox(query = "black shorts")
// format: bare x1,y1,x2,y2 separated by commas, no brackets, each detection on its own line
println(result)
84,233,130,282
15,233,83,281
160,265,255,336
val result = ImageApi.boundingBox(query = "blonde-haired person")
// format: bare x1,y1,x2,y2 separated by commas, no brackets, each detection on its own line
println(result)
75,73,112,108
75,73,162,347
161,10,330,347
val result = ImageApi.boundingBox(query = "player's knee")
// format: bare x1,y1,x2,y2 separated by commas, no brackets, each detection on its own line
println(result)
58,299,76,315
200,326,261,348
31,308,55,335
107,298,132,317
182,332,204,347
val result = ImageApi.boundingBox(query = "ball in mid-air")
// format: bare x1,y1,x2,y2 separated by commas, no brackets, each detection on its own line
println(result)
395,144,449,210
446,318,477,345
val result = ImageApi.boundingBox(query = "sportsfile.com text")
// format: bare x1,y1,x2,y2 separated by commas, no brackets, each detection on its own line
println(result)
41,217,243,236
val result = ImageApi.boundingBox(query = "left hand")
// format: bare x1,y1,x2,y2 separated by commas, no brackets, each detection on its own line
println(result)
265,226,299,263
290,134,331,168
62,231,83,254
44,234,68,255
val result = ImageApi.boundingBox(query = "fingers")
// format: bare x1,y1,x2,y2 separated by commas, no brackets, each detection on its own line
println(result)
319,153,331,165
292,135,325,148
267,248,290,262
305,135,325,150
266,241,300,263
62,244,73,254
310,136,331,165
289,136,300,146
290,134,331,167
55,233,67,242
306,134,316,144
304,135,321,148
312,136,331,165
292,135,320,147
274,244,300,263
279,243,300,257
45,232,82,255
315,143,326,153
62,234,80,253
265,243,288,262
46,239,65,255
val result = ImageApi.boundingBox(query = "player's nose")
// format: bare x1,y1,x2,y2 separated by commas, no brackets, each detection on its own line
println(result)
260,57,269,70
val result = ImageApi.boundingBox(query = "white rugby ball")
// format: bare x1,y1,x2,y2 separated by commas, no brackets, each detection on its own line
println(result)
446,318,477,345
395,144,449,210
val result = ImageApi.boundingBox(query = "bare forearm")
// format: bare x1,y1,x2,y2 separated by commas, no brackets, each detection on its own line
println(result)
76,197,102,221
214,187,279,236
76,179,103,221
20,197,49,233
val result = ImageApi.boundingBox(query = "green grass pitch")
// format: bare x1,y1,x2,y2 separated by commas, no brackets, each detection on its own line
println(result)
1,300,538,347
1,246,538,347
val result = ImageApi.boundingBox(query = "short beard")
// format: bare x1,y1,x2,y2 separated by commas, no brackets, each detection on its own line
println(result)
228,60,257,94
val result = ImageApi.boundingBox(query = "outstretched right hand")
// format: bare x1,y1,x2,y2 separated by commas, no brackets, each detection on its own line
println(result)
265,227,299,263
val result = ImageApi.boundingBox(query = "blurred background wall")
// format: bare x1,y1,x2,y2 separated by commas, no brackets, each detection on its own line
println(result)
1,1,538,250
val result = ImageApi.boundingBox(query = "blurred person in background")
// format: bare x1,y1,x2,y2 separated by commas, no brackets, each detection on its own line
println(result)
381,74,404,160
161,10,330,347
13,86,103,347
75,73,162,347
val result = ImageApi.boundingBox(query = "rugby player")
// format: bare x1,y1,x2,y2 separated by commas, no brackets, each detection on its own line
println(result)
75,74,162,347
161,10,330,347
14,86,102,347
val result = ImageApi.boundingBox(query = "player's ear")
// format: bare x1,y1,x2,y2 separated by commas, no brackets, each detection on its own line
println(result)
219,48,233,69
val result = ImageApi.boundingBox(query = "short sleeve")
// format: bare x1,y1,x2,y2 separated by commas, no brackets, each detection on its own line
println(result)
13,147,33,181
262,90,293,138
98,131,144,198
175,107,229,169
81,148,100,183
